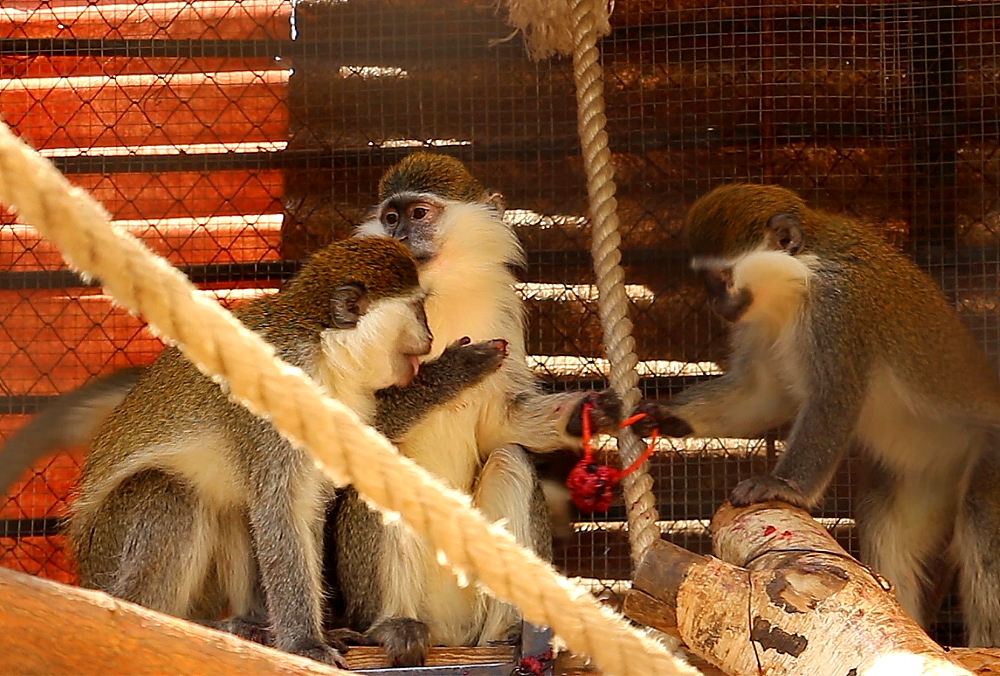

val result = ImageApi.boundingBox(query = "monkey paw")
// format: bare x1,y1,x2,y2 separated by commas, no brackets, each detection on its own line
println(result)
287,638,350,669
628,401,693,439
566,389,624,437
437,337,508,382
730,475,810,508
324,627,370,653
366,617,431,667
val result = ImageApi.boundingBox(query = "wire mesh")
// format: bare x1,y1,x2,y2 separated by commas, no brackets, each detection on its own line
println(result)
0,0,997,649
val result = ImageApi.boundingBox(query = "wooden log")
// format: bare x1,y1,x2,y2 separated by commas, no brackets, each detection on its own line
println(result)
623,501,982,676
0,565,350,675
0,0,291,40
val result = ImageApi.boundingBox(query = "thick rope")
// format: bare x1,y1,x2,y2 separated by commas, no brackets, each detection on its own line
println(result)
569,0,662,570
0,124,698,676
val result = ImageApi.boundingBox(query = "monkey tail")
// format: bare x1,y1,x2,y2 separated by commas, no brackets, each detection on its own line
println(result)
0,367,144,497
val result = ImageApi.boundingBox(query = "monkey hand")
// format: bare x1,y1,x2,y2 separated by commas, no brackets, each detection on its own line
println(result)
324,627,370,652
431,336,509,386
365,617,431,667
629,401,694,438
566,389,623,437
287,638,351,669
729,474,810,508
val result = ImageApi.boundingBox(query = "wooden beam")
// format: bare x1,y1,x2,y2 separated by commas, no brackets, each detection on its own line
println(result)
0,565,350,675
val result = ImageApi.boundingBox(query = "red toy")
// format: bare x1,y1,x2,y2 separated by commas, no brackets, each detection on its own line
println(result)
565,403,659,513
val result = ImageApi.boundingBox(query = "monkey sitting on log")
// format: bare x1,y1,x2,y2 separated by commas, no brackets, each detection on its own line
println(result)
65,237,510,667
336,152,622,665
633,183,1000,646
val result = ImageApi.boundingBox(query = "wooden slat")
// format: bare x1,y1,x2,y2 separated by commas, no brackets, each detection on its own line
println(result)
1,69,288,150
1,55,285,80
288,52,894,153
1,215,282,271
0,0,291,40
344,646,514,670
65,169,282,222
280,145,917,260
0,286,273,397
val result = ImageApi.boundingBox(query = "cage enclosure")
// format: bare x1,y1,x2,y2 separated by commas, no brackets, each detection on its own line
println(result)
1,0,999,668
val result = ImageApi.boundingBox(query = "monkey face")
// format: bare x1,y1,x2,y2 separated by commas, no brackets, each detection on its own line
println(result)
322,289,433,390
365,192,444,262
692,258,754,323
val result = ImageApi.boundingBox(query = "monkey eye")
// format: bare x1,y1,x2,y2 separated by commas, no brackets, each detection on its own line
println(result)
383,210,400,227
408,202,438,222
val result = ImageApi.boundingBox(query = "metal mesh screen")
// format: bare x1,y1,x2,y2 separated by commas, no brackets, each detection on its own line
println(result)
1,0,997,648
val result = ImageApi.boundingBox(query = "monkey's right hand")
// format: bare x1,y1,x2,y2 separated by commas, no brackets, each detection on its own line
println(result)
288,638,350,669
428,337,508,386
365,617,431,667
729,474,810,508
629,401,694,439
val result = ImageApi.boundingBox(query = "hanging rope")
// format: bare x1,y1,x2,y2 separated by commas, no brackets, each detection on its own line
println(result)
0,122,699,676
501,0,662,569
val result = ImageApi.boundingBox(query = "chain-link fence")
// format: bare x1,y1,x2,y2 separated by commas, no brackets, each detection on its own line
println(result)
2,0,997,648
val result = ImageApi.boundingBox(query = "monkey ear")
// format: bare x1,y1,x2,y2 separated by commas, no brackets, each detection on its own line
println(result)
767,213,805,255
330,282,370,329
485,191,506,217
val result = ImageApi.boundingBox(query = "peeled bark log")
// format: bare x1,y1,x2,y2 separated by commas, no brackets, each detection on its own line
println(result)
623,500,989,676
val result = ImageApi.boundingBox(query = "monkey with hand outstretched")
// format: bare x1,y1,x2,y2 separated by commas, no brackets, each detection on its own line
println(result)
65,237,509,667
338,152,622,665
633,183,1000,645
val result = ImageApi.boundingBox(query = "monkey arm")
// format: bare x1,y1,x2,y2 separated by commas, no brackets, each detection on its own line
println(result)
732,299,870,509
373,339,507,442
483,387,623,454
639,327,799,440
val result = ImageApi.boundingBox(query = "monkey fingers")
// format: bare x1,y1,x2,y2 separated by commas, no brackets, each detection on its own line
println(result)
365,617,431,667
629,401,694,439
287,638,351,669
729,474,810,508
323,627,370,652
566,389,623,437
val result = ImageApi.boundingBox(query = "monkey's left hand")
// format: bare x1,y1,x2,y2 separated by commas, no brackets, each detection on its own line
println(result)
730,474,810,508
566,389,623,437
629,401,694,439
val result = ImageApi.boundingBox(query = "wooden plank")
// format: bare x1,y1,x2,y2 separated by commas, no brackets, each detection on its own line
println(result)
1,215,282,271
0,0,291,40
65,169,283,222
0,566,348,676
288,51,893,152
1,69,288,151
0,286,275,397
343,646,514,670
1,55,284,80
281,146,916,260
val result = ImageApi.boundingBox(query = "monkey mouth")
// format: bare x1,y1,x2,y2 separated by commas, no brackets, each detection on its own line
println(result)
398,354,422,387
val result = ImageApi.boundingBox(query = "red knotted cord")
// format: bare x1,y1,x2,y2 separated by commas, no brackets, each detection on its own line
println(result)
565,403,659,513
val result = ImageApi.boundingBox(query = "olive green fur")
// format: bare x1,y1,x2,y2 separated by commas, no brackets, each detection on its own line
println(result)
378,152,488,203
